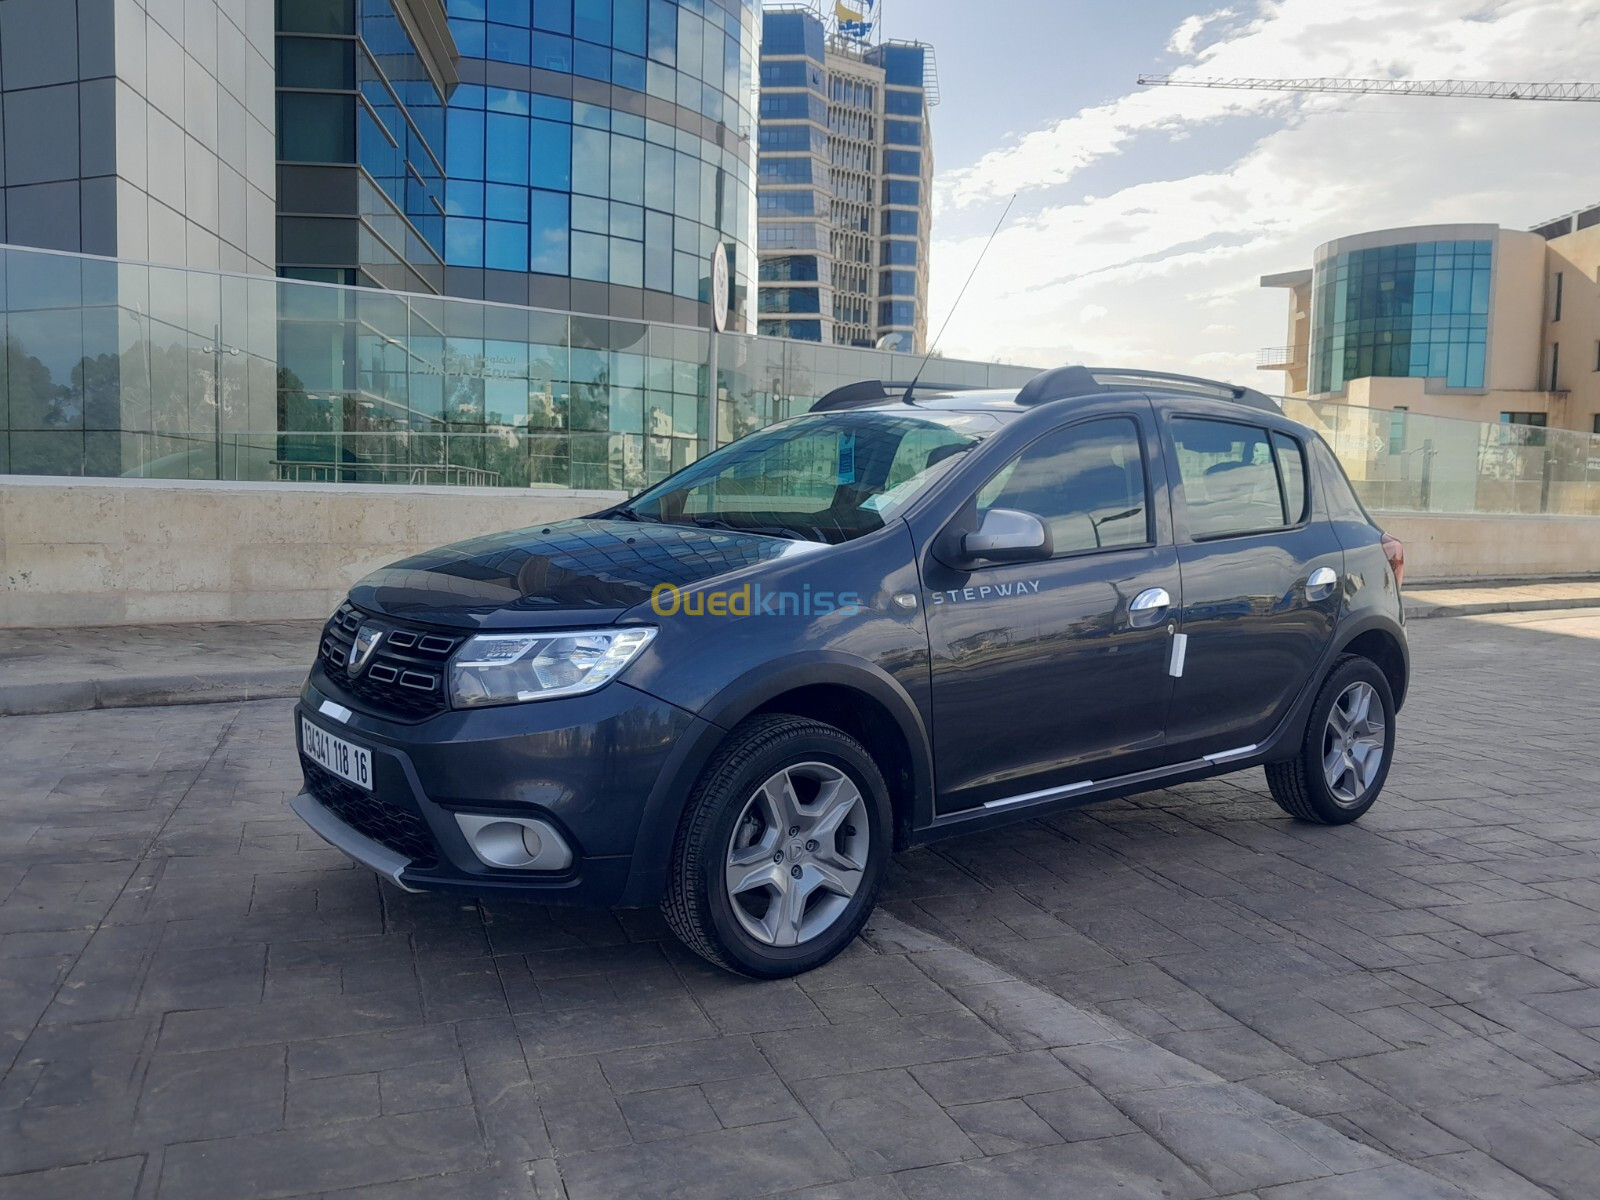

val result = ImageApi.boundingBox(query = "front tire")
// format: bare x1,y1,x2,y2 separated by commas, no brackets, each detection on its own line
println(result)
1265,654,1395,824
662,714,891,978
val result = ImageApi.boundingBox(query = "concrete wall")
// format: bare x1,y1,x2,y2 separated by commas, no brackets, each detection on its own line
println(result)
1489,229,1549,394
2,478,1596,628
0,478,626,628
1379,512,1600,583
1546,223,1600,435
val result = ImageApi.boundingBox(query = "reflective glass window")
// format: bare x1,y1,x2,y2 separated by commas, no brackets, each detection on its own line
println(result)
533,0,572,35
884,150,920,176
976,417,1150,556
879,270,915,296
884,180,919,207
279,93,356,162
884,119,921,147
279,37,356,88
529,189,570,273
884,88,922,116
1171,418,1289,538
878,300,916,327
881,210,918,236
529,118,571,190
881,240,916,266
532,31,572,69
647,0,677,64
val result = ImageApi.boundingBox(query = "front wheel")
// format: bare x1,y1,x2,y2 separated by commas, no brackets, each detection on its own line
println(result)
1265,655,1396,824
662,715,891,978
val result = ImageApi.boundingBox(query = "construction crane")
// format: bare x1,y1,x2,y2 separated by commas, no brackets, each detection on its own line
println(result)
1136,76,1600,102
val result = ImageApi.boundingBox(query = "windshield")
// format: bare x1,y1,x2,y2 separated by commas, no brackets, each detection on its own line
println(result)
621,410,1004,543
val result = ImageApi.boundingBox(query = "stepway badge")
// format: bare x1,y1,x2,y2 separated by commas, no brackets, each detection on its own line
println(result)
929,581,1043,605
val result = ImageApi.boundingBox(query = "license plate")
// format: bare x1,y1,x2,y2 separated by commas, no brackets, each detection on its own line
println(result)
301,717,373,791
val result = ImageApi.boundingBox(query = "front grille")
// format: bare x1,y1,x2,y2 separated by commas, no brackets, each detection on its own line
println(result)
300,755,439,867
319,602,464,720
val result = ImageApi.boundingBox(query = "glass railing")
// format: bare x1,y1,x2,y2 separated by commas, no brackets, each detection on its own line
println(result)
0,243,1038,491
1283,400,1600,518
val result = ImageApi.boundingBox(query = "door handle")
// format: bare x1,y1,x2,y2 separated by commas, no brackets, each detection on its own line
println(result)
1306,566,1339,601
1129,587,1171,628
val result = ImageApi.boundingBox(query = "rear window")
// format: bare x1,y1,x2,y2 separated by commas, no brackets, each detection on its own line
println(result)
1171,418,1307,538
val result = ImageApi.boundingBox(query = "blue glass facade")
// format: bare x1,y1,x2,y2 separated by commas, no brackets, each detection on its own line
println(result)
277,0,451,294
440,0,759,327
1311,239,1493,394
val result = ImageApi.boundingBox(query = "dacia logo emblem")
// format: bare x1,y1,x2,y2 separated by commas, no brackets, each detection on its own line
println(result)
347,625,384,676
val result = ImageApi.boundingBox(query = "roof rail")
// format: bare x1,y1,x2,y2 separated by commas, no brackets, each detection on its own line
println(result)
810,380,984,412
1016,366,1280,412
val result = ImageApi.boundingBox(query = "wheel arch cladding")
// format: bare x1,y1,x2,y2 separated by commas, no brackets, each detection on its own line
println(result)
1339,627,1408,710
750,683,919,852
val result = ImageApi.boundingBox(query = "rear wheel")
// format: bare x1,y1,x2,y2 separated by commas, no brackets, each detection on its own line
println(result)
1265,655,1395,824
662,715,891,978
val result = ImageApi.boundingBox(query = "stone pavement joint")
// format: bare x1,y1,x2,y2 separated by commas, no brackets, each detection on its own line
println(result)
1,583,1598,716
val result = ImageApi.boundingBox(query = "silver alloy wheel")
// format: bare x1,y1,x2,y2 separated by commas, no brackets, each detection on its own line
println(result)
1322,681,1386,806
724,761,870,948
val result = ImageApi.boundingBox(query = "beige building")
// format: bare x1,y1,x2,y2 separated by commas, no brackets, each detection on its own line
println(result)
1263,211,1600,436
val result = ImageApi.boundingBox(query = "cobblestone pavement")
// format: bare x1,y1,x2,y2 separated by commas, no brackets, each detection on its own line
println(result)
4,610,1600,1199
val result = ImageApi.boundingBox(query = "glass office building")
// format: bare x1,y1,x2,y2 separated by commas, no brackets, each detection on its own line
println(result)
1310,238,1493,394
432,0,758,329
0,244,1036,486
2,2,1037,491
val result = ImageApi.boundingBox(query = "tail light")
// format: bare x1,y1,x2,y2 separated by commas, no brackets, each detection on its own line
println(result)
1380,532,1405,588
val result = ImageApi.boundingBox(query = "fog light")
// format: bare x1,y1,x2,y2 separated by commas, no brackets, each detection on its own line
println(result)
454,813,573,871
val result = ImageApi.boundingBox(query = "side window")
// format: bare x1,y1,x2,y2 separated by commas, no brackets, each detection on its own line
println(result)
1171,417,1290,538
1272,431,1308,524
976,417,1149,556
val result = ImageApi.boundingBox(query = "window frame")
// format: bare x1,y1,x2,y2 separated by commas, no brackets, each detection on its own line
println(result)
962,413,1157,566
1166,414,1313,543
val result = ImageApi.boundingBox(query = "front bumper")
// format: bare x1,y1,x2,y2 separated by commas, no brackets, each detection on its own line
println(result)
290,667,709,907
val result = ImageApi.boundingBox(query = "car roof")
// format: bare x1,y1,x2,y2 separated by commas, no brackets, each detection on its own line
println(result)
811,366,1282,418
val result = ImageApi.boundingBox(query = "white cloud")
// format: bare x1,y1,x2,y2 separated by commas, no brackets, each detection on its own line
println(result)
1168,7,1238,56
929,0,1600,393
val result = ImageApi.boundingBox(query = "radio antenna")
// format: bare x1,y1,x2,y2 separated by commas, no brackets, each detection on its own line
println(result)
902,192,1016,404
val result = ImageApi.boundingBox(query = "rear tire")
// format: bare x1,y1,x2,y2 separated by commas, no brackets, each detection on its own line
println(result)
1265,654,1395,825
662,714,891,978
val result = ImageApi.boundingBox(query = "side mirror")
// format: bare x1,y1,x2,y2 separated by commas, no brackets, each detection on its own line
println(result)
962,508,1052,565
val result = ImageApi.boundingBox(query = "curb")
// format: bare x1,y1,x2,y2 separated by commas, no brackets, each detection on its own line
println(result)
0,668,305,717
1404,595,1600,620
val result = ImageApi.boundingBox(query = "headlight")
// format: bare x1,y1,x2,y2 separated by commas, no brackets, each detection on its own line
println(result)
448,627,657,708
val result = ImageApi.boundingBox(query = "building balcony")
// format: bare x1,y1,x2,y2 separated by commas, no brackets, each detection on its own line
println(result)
1257,345,1303,370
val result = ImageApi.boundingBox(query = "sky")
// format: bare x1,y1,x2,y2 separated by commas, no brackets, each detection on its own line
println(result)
866,0,1600,390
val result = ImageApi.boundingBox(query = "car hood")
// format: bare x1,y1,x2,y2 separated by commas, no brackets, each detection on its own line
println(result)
348,518,821,630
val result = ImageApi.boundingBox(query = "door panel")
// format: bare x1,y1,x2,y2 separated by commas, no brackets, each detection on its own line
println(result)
919,411,1179,814
1162,527,1343,757
924,547,1180,812
1161,416,1342,758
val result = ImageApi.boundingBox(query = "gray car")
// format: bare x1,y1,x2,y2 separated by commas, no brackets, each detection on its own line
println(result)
291,366,1409,976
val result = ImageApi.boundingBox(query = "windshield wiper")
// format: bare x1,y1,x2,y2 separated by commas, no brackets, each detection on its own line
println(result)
607,505,661,523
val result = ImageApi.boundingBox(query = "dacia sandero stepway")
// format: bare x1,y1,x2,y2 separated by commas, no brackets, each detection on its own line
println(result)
291,366,1408,977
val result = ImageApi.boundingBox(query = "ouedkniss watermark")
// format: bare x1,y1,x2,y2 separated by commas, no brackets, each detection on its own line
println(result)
650,583,863,617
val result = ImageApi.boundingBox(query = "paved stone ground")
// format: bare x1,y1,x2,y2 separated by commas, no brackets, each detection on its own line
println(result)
4,610,1600,1198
